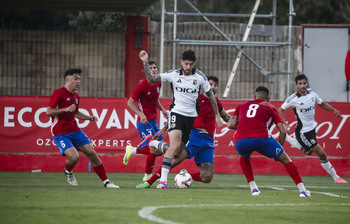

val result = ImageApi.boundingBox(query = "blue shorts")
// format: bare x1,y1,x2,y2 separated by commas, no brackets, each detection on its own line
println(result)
185,128,214,165
52,130,91,156
136,119,163,141
235,137,284,160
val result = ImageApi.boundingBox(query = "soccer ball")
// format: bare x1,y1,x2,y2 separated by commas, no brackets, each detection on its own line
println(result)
174,172,192,189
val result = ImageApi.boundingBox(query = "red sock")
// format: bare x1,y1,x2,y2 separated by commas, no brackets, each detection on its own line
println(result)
240,157,254,183
93,164,108,182
285,162,303,185
145,153,157,174
190,172,202,182
147,166,161,185
137,145,150,155
65,164,73,172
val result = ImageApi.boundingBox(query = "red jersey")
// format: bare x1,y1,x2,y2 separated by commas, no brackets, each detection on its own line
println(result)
131,79,162,121
233,99,283,141
48,87,80,136
193,94,224,137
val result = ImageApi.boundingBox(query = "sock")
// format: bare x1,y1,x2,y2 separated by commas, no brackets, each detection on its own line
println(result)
103,179,110,185
145,153,157,174
137,146,150,155
147,167,162,185
93,164,108,182
149,140,160,148
297,183,307,193
320,159,340,180
240,157,254,183
285,162,303,185
65,164,73,172
190,172,202,182
159,157,172,182
286,135,303,150
248,181,258,191
149,140,167,153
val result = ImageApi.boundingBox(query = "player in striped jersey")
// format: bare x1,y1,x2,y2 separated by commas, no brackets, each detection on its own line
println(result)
279,74,347,183
135,76,230,188
139,50,223,189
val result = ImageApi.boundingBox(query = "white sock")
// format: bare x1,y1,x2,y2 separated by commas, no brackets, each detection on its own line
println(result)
149,140,160,148
159,157,172,182
297,183,307,193
248,181,258,191
103,179,110,185
321,161,340,180
160,167,170,182
286,135,302,150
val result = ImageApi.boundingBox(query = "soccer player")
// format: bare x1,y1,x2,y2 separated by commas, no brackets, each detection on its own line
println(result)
139,50,223,189
227,86,310,197
136,76,230,188
124,61,168,181
46,68,119,188
278,74,347,183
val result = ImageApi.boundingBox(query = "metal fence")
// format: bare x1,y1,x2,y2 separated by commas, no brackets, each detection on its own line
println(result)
0,22,301,99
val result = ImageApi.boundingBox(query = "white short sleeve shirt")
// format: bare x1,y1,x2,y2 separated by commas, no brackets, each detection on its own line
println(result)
161,68,210,117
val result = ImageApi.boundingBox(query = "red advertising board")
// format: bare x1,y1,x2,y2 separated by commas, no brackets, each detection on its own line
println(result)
1,96,350,158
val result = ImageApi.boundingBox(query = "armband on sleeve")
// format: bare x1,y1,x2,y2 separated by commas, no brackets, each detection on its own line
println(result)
220,109,227,117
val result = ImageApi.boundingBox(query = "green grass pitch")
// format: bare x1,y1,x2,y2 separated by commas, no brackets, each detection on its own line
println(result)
0,172,349,224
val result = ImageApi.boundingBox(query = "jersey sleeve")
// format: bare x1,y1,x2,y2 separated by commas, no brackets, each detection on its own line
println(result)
201,79,211,93
313,91,323,105
131,82,143,101
216,98,224,113
160,71,172,83
281,94,295,110
272,106,284,124
232,105,240,117
48,89,60,108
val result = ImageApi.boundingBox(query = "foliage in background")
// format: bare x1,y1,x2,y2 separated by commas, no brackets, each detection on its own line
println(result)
67,12,127,32
0,11,76,30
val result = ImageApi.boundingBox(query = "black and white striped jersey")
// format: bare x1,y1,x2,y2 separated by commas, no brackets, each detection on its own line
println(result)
281,88,323,132
160,68,210,117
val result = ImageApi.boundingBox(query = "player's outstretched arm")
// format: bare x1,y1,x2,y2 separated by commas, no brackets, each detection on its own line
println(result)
157,99,169,119
139,50,161,83
319,102,341,117
75,111,98,121
220,110,231,123
206,89,223,128
154,123,168,140
46,105,76,117
278,106,290,131
276,122,287,146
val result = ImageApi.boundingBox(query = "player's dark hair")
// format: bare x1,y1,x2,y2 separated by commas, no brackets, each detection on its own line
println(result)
182,50,196,62
148,61,157,66
208,76,218,84
255,86,269,97
295,74,308,84
64,68,82,79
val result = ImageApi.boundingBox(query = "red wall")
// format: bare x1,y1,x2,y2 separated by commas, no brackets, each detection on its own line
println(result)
1,96,350,176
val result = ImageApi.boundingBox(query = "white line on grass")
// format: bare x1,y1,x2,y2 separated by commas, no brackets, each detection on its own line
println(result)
138,203,350,224
237,185,348,198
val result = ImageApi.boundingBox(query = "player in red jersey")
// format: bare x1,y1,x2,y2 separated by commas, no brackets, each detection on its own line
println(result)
47,68,119,188
227,86,310,197
123,61,169,181
136,76,231,188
